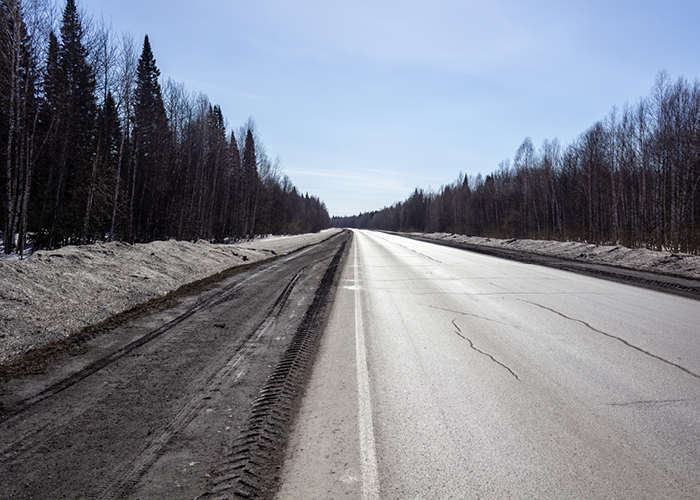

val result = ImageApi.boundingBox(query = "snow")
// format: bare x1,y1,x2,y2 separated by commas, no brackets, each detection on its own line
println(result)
3,228,699,367
0,229,341,365
417,233,700,280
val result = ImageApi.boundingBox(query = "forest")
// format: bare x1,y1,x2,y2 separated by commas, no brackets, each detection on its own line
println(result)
334,72,700,254
1,0,330,257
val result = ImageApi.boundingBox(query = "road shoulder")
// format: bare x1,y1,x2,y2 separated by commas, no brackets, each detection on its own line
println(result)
400,232,700,300
274,242,362,500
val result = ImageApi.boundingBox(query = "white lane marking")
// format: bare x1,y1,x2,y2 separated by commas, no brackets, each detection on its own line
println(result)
354,238,380,500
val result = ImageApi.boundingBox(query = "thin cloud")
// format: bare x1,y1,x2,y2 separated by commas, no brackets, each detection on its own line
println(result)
284,169,364,180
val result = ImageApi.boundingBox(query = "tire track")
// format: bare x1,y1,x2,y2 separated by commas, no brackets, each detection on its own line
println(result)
0,231,351,499
97,270,305,500
1,267,256,424
204,237,348,500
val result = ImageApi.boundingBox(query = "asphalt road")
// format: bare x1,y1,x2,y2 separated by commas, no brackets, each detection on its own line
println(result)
0,231,349,499
277,229,700,500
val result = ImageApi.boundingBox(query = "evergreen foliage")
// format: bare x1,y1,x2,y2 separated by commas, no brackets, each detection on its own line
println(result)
39,0,97,248
1,0,330,255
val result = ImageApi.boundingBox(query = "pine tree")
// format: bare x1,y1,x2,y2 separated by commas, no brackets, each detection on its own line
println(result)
42,0,96,247
130,34,169,241
242,128,259,237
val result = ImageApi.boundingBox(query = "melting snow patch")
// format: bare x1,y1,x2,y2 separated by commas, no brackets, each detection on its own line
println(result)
420,233,700,280
0,230,340,365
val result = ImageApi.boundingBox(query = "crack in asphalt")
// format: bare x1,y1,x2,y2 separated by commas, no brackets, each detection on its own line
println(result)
376,235,443,264
406,247,442,263
519,299,700,381
451,319,520,381
607,399,691,407
428,305,507,326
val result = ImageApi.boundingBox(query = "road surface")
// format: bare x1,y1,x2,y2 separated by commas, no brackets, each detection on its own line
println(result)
277,229,700,499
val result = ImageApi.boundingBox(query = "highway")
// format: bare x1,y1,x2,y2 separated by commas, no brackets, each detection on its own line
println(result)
277,229,700,499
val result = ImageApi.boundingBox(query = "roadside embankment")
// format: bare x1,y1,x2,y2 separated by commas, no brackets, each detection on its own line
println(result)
0,229,341,365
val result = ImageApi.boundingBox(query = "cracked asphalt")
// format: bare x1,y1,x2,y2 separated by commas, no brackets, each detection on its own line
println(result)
277,229,700,499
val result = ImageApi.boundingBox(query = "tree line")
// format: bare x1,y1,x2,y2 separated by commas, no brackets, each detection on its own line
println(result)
1,0,330,256
334,72,700,254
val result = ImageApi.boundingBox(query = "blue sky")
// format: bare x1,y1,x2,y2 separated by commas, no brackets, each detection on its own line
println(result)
81,0,700,216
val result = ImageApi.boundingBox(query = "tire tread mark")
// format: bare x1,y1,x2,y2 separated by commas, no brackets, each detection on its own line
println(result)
204,235,349,500
96,269,306,500
0,276,248,423
0,230,347,416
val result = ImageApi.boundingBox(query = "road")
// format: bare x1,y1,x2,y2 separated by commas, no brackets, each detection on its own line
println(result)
0,230,349,499
277,229,700,500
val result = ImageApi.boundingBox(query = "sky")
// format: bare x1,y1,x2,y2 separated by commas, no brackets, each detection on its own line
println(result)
79,0,700,217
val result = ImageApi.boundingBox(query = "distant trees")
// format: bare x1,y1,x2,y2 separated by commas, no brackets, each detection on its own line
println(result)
334,72,700,253
1,0,329,255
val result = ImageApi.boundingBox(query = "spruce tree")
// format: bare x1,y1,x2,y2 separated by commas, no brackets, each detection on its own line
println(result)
83,90,121,240
242,128,259,237
45,0,96,247
32,31,61,248
222,130,240,238
130,34,169,241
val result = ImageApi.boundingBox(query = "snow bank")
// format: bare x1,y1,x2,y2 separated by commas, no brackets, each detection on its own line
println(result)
419,233,700,280
4,228,697,367
0,229,340,365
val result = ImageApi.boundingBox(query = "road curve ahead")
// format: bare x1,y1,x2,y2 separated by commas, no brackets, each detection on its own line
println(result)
277,229,700,500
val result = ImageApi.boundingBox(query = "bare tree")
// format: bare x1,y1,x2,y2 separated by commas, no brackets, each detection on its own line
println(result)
108,31,136,239
2,0,52,255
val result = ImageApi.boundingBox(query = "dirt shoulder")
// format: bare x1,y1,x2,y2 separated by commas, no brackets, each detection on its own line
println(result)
0,230,342,367
0,232,351,500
